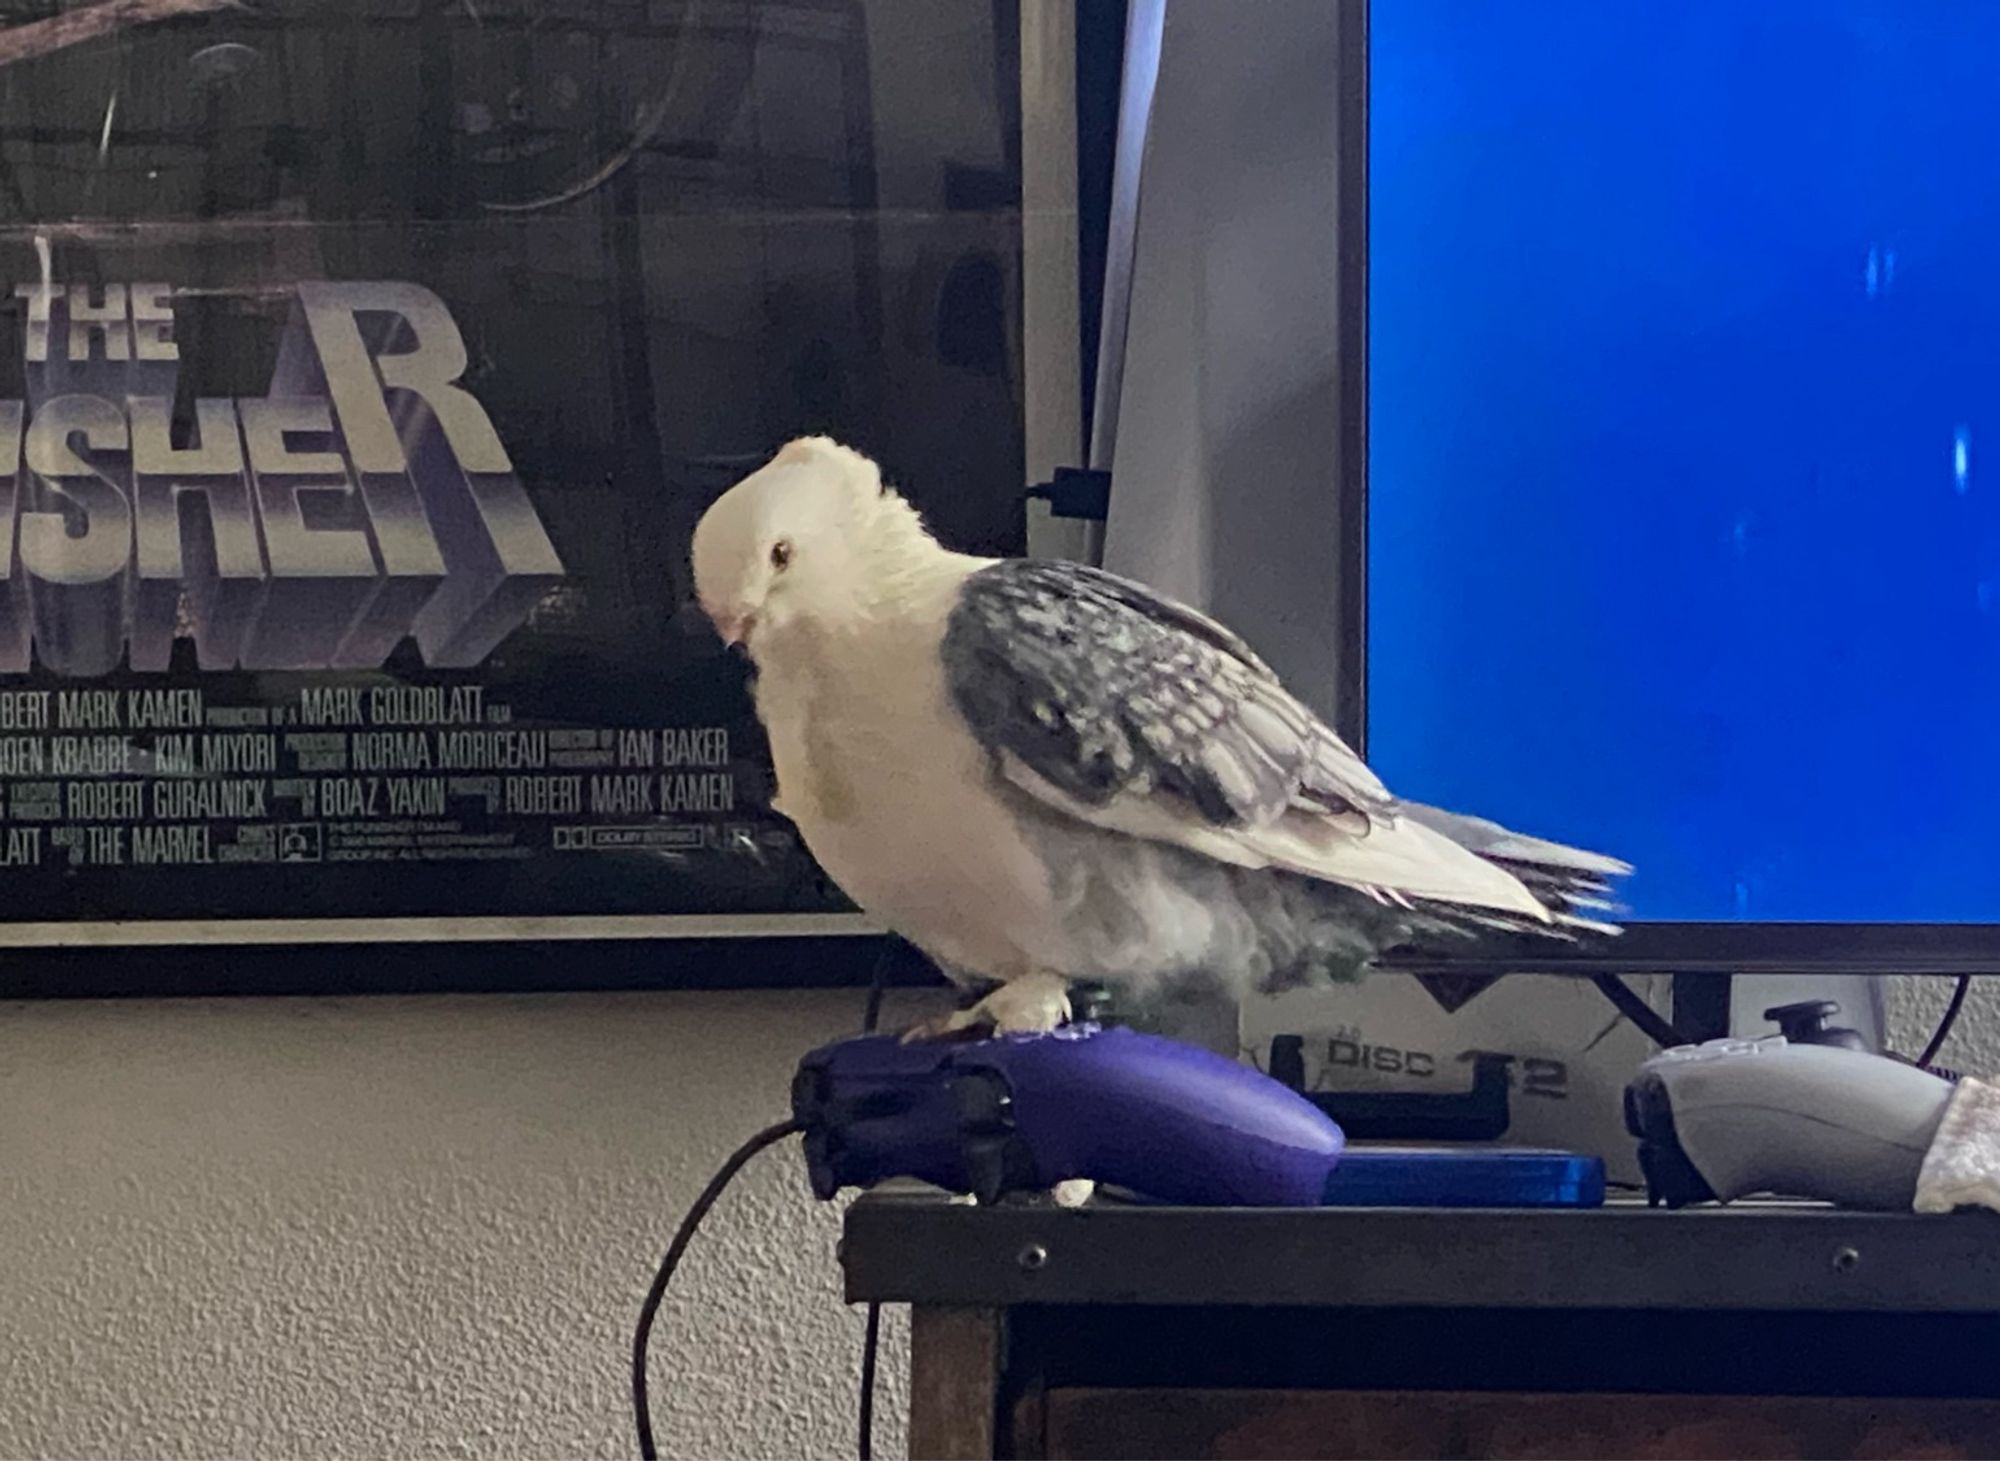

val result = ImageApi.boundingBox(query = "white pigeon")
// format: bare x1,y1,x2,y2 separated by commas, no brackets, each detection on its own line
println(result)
692,436,1629,1042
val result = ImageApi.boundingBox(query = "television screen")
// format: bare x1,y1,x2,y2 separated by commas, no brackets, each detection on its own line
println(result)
1368,0,2000,924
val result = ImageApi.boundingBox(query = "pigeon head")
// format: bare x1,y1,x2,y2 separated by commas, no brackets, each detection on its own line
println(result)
692,436,932,654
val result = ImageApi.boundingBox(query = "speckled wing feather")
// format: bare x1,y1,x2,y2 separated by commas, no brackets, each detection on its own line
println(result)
942,558,1393,831
939,559,1578,922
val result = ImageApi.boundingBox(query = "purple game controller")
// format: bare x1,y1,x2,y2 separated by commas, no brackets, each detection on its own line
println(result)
791,1023,1345,1206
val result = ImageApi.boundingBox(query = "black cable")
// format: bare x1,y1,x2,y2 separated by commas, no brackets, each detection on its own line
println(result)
629,939,904,1459
1919,973,1973,1069
856,937,896,1459
861,935,897,1037
633,1119,804,1461
857,1296,882,1460
1590,973,1691,1050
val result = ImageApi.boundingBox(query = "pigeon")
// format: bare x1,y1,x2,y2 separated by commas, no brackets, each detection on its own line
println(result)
692,436,1629,1042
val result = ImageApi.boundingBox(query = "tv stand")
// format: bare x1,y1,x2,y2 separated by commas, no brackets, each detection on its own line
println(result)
1669,969,1899,1052
848,1194,2000,1459
1672,970,1734,1042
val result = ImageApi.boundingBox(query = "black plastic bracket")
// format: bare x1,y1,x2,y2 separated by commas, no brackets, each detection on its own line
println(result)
1028,467,1112,521
1267,1037,1515,1141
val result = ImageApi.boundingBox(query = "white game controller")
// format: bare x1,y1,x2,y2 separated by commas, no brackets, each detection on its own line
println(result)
1624,1036,1956,1209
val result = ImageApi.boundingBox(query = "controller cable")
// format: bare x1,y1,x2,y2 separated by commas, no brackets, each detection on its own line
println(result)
1918,972,1973,1075
632,1117,803,1461
628,935,906,1461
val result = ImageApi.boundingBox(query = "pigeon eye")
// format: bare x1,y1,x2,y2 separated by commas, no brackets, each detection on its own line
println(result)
769,540,793,571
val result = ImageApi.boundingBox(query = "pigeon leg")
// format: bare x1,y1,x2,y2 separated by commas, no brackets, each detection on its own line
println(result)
901,970,1072,1042
900,972,1095,1207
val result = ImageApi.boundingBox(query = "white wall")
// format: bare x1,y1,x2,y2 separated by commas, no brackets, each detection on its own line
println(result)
0,987,934,1461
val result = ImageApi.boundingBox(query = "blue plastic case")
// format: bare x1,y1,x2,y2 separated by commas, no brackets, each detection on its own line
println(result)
1320,1146,1606,1208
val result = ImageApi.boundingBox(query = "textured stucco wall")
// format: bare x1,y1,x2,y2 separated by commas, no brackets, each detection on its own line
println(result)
0,987,932,1461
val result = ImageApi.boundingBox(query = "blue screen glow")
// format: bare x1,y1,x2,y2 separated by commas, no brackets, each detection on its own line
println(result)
1367,0,2000,923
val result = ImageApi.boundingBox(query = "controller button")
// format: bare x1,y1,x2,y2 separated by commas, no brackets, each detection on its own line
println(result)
951,1071,1015,1134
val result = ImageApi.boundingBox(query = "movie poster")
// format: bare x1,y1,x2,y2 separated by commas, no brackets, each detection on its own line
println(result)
0,0,1026,938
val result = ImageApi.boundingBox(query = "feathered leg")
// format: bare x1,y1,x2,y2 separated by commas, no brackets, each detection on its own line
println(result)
900,969,1073,1040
